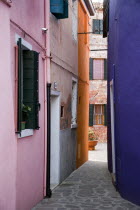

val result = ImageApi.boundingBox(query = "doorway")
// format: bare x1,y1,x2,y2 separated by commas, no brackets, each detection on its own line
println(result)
50,91,60,190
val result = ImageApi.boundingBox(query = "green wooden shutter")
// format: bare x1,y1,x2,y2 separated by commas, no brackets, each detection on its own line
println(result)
89,104,94,126
93,20,100,34
104,104,107,126
23,50,40,130
17,38,23,133
89,58,93,80
104,59,107,80
100,20,103,34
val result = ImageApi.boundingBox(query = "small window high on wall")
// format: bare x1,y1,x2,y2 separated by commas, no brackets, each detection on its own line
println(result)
89,58,107,80
92,19,103,34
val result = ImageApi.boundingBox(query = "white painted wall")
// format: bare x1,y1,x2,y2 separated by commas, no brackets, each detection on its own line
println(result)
50,95,60,189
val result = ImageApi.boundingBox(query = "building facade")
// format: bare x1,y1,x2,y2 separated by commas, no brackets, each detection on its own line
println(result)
50,0,78,187
77,0,94,168
89,2,107,143
0,0,50,209
104,0,140,205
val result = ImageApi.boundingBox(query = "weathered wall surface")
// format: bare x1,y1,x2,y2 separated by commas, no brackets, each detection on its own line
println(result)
50,0,78,182
77,0,89,168
90,126,107,143
90,80,107,104
60,129,77,182
89,3,107,143
89,3,107,59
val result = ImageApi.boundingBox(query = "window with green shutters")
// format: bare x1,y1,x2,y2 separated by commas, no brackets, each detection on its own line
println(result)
89,104,107,126
17,38,40,133
92,19,103,34
89,58,107,80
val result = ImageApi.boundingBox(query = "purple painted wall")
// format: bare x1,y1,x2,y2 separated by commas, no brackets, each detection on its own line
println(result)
0,1,50,209
108,0,140,205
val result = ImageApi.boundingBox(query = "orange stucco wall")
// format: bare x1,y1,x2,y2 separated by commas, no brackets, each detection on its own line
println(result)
77,1,89,168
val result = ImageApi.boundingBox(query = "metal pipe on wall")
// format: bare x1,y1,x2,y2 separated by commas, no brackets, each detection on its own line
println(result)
46,83,52,198
44,0,52,198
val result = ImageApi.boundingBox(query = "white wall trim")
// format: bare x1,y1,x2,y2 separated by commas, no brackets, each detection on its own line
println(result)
72,77,78,83
16,34,34,138
15,34,32,50
18,129,34,138
110,80,116,176
71,124,77,129
51,90,61,96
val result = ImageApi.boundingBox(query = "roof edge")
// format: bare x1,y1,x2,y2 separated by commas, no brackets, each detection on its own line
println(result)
84,0,95,16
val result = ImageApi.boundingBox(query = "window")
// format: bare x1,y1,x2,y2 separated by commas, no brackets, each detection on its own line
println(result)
92,19,103,34
60,106,64,118
89,58,107,80
93,59,104,79
71,79,78,127
17,38,40,133
89,104,107,126
94,105,104,125
50,0,68,19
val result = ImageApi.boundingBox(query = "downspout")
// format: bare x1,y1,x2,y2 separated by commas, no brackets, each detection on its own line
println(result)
46,83,52,197
44,0,52,198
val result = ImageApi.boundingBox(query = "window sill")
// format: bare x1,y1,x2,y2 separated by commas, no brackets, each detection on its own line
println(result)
18,129,34,138
71,124,77,129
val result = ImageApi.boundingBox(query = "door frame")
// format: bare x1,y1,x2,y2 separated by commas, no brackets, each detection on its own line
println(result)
50,90,61,190
110,80,116,181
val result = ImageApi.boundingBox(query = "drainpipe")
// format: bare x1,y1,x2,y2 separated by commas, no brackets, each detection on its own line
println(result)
44,0,52,198
46,83,52,197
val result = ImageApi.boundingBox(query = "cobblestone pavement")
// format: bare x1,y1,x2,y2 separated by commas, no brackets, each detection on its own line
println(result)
33,144,140,210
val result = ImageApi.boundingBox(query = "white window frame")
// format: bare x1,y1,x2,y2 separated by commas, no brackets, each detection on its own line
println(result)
72,0,78,42
110,79,116,179
71,77,78,128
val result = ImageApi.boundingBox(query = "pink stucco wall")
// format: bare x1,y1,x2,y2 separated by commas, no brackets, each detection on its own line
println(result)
0,2,16,210
0,1,50,210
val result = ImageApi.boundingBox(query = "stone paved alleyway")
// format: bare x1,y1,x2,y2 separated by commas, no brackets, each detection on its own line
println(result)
33,144,140,210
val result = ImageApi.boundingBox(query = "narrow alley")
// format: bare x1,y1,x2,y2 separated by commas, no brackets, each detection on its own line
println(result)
33,144,140,210
1,0,140,209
